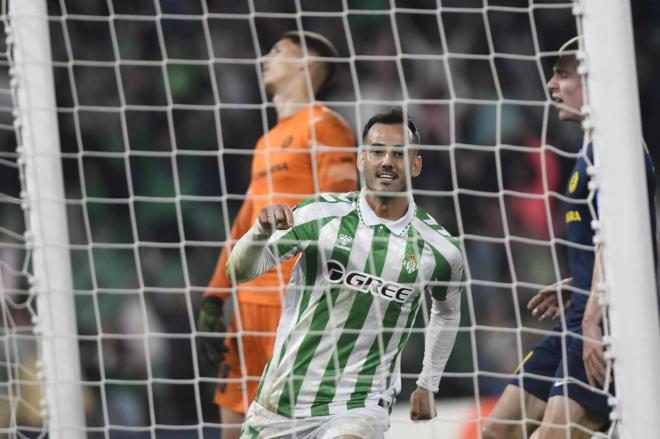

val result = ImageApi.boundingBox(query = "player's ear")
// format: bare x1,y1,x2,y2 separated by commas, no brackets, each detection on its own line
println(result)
410,154,422,177
357,149,366,172
302,57,313,74
308,60,325,93
307,57,316,71
300,58,313,78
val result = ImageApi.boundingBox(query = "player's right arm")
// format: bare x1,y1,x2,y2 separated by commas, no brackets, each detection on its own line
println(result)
226,203,300,283
527,277,573,321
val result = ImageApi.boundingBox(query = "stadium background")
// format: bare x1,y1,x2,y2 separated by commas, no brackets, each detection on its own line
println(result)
0,0,658,436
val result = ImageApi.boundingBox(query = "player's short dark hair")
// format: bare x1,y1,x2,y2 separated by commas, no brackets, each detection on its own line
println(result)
558,36,580,54
554,36,581,65
281,30,339,93
362,109,421,145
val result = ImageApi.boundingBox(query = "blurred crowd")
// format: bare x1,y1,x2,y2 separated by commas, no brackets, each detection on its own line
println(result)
1,0,659,436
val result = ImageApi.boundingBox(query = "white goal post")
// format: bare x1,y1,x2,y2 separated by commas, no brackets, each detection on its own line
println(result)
8,0,84,438
1,1,658,438
580,0,660,436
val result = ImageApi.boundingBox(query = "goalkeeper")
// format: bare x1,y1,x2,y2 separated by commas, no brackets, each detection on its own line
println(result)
482,37,657,438
227,110,463,438
197,31,357,438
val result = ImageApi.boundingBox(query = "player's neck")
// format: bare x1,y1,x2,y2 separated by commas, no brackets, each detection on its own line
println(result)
365,192,410,221
272,82,315,120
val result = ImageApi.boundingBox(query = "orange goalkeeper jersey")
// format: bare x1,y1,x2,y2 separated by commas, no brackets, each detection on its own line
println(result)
205,103,357,305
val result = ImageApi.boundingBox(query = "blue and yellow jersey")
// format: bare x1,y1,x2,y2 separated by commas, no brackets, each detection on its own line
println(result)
564,143,657,329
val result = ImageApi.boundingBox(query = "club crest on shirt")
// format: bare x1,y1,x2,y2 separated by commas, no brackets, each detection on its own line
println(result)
568,171,579,193
404,254,419,274
336,233,353,250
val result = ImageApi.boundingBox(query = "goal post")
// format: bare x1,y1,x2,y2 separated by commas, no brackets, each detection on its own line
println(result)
580,0,660,435
8,0,85,437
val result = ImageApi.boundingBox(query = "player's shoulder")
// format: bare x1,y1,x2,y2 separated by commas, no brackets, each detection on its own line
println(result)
293,191,358,218
311,104,352,132
412,206,462,259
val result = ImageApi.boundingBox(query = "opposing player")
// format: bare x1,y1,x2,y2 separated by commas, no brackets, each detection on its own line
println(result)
482,37,657,438
225,110,463,438
197,31,357,438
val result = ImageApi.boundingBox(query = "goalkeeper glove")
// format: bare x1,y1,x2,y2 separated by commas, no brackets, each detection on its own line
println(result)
197,296,228,368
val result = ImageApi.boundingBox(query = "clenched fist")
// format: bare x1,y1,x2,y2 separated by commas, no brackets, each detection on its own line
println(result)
258,203,294,232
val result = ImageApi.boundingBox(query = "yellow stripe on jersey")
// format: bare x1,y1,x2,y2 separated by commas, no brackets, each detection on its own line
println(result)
513,350,534,374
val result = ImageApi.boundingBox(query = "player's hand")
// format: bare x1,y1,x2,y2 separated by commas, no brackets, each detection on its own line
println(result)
583,319,607,388
258,203,294,232
196,296,228,368
409,387,436,421
527,278,572,321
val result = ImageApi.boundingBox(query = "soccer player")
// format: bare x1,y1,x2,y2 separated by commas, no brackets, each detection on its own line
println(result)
225,110,463,438
197,31,357,438
482,37,657,439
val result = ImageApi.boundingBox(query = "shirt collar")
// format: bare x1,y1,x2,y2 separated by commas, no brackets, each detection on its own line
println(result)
357,189,416,236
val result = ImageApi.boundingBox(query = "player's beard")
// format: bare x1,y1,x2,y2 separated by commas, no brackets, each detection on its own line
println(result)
364,168,408,197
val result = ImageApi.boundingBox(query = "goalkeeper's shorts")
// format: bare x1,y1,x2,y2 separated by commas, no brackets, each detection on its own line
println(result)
510,325,614,426
240,400,389,439
214,301,281,414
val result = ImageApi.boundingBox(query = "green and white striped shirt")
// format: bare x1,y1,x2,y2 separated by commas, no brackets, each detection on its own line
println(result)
228,190,463,418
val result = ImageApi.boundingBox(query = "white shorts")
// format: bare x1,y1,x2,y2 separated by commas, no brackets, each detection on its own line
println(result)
240,401,390,439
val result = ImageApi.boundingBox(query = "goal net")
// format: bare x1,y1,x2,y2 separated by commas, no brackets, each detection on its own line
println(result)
1,1,657,438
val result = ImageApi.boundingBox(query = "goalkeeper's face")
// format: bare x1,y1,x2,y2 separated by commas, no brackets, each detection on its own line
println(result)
547,55,583,122
359,123,422,194
262,38,305,94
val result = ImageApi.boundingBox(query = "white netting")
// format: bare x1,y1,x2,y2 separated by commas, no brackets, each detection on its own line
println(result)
2,0,655,438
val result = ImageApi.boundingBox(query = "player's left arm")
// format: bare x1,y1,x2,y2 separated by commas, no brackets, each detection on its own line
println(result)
312,114,358,193
582,246,606,387
583,146,657,387
411,258,463,421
